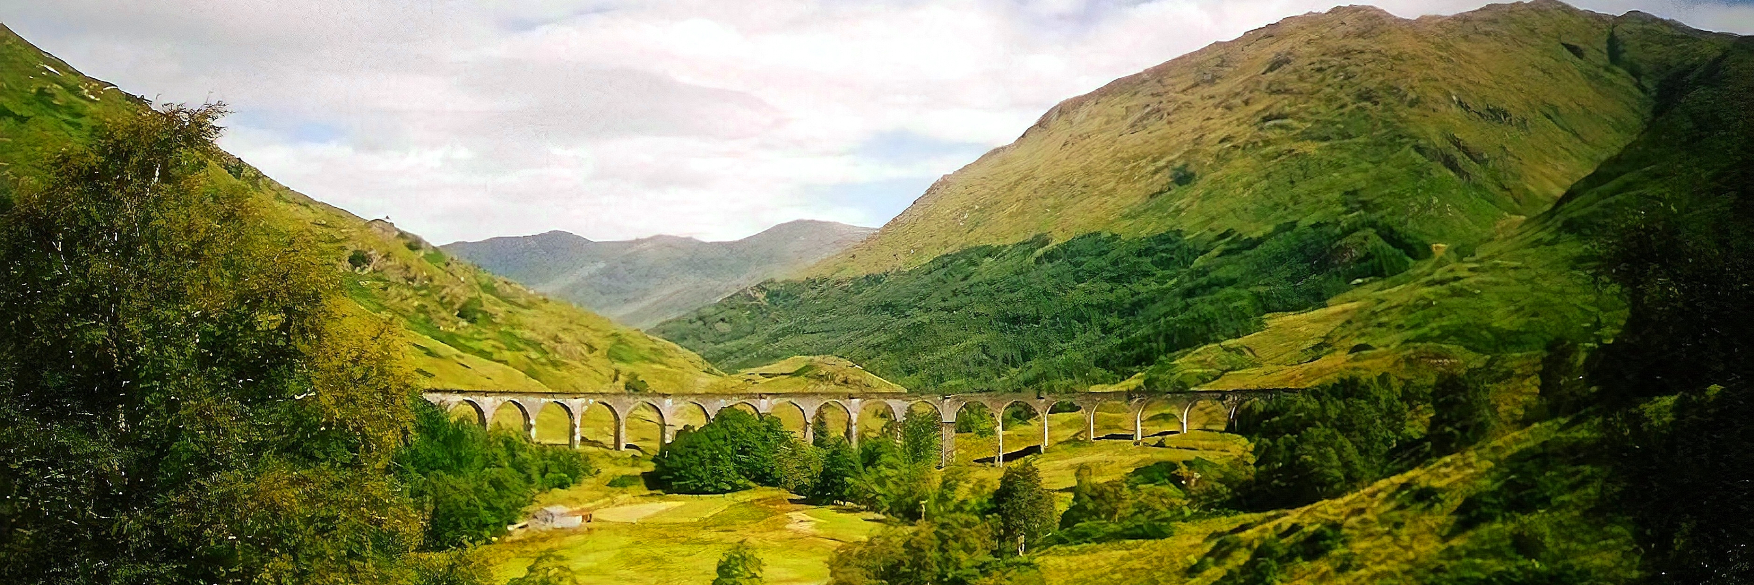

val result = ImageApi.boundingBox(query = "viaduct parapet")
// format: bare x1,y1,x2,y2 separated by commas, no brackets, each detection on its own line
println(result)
423,389,1290,467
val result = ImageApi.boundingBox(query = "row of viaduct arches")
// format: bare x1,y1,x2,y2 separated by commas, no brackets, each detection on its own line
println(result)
424,390,1286,467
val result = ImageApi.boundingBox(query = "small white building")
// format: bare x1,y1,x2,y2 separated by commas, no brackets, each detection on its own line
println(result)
531,505,584,529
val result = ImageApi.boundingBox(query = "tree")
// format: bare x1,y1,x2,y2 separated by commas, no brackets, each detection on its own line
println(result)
0,104,426,582
653,424,746,494
651,409,795,494
900,407,942,467
992,461,1056,555
1059,465,1127,528
955,402,997,437
1238,376,1418,509
774,438,824,494
812,436,862,504
1535,339,1589,419
713,543,764,585
397,402,592,549
1429,373,1495,455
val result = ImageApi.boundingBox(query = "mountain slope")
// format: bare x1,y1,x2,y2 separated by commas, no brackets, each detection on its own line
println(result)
445,220,873,328
814,0,1668,277
653,2,1740,394
0,23,725,394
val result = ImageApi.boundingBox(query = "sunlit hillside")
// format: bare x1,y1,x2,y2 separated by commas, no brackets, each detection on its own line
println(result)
654,2,1736,395
0,24,723,393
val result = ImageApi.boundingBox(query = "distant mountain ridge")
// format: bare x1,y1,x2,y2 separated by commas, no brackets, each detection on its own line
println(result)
445,220,873,327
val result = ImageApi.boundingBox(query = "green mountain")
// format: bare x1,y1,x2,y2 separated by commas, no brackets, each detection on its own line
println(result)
1044,29,1754,583
444,220,873,328
0,23,730,394
652,2,1742,395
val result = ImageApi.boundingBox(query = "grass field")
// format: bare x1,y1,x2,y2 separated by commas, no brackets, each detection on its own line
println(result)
478,403,1255,585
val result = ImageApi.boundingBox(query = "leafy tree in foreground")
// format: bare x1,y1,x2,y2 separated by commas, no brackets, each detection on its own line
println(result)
652,409,793,494
811,436,861,504
712,543,765,585
397,402,592,549
0,105,432,582
1591,173,1754,583
900,407,942,467
992,461,1057,556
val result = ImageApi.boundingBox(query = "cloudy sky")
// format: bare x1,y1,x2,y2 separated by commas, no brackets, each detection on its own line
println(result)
4,0,1752,243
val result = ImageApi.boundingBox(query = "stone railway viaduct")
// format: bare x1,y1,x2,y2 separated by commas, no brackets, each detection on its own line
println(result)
425,389,1288,467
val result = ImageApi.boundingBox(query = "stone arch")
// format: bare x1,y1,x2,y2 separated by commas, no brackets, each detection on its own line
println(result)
671,401,711,434
991,399,1048,465
489,399,533,437
578,401,623,450
767,400,810,441
882,400,951,468
624,401,667,453
448,399,487,427
950,401,997,467
1086,398,1132,441
723,401,761,416
856,400,898,442
533,400,574,446
1180,393,1247,433
1130,396,1189,441
811,399,855,446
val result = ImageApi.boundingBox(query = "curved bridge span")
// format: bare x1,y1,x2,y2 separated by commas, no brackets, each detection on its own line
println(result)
423,389,1290,467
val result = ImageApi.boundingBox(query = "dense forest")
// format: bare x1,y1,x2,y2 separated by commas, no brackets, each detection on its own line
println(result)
654,220,1420,392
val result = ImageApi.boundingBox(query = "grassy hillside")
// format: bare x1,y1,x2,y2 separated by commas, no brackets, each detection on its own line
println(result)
0,23,726,393
445,220,874,328
812,1,1693,278
654,3,1740,394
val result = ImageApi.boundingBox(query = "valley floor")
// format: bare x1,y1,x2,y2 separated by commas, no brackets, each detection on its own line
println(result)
481,410,1248,585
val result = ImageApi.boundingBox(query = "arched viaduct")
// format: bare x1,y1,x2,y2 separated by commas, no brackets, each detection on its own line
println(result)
423,389,1289,467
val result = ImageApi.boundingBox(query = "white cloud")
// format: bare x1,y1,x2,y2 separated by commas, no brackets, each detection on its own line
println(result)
3,0,1751,242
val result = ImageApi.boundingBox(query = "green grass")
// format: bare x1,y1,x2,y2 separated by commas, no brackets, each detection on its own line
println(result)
479,405,1255,585
1034,418,1636,584
810,3,1663,278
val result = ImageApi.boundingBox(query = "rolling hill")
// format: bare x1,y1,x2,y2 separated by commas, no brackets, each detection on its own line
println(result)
0,23,897,395
444,220,873,328
652,1,1741,395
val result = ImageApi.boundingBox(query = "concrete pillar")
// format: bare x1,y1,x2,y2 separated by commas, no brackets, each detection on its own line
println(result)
1132,407,1143,445
614,414,627,451
524,405,537,442
568,410,581,449
661,423,676,446
1181,402,1194,435
1040,409,1051,453
939,421,957,468
478,399,501,430
1085,408,1097,442
996,425,1005,467
803,413,816,444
